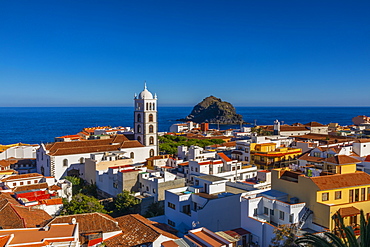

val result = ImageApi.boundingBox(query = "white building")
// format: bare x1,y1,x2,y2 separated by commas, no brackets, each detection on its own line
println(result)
0,144,39,160
36,135,152,180
134,84,158,157
139,170,186,202
169,121,199,133
162,175,251,235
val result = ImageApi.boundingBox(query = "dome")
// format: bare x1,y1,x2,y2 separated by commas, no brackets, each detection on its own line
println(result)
138,84,153,99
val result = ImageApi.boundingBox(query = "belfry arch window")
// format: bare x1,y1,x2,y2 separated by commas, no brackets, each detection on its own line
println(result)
149,114,153,122
137,114,141,122
146,103,149,110
153,103,155,110
63,159,68,167
130,152,134,159
79,157,84,164
149,136,154,145
149,125,154,133
137,125,142,133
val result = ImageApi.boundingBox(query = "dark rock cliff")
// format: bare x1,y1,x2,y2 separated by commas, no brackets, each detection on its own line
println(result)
183,96,244,124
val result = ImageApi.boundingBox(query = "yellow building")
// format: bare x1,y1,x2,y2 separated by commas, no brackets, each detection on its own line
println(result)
250,143,302,170
272,163,370,231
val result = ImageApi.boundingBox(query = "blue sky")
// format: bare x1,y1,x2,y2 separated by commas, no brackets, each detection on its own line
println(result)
1,1,369,107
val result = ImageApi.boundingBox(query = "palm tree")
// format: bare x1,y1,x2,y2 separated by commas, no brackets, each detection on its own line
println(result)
295,210,370,247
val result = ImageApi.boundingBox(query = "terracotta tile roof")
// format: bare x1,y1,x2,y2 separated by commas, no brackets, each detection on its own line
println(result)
0,235,10,247
104,214,178,246
12,183,49,193
0,159,17,168
310,172,370,190
325,155,361,165
40,198,63,205
304,121,327,127
338,206,360,217
48,185,62,191
45,135,143,156
45,212,121,245
365,155,370,162
0,201,52,229
266,125,308,132
161,240,180,247
298,153,325,163
217,152,232,162
1,173,43,182
355,139,370,143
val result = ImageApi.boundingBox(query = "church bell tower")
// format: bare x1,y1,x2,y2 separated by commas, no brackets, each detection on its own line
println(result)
134,83,158,157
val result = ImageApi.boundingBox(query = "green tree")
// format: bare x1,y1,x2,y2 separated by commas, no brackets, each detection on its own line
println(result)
64,176,84,195
113,191,140,216
271,224,298,247
61,193,107,215
144,202,164,218
295,210,370,247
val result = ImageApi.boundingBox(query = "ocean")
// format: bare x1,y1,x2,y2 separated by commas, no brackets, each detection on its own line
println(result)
0,107,369,145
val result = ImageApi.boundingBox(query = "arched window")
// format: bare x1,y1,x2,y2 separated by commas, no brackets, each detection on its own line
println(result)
137,114,141,122
149,136,154,145
137,125,141,133
63,159,68,167
149,114,153,122
79,157,84,164
149,125,154,133
153,103,155,110
150,149,155,157
130,152,134,159
146,103,149,110
137,136,141,143
41,166,45,175
149,103,152,110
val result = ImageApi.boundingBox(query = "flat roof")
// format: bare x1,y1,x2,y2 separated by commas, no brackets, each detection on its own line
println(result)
196,175,228,183
259,189,288,199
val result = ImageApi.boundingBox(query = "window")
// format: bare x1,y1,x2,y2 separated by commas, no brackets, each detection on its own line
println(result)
168,219,175,227
153,188,156,194
113,182,118,188
361,188,366,201
146,186,149,191
13,182,16,186
195,168,198,172
350,215,357,225
146,103,149,110
253,208,258,216
137,114,141,122
27,181,31,184
335,191,342,200
149,136,154,145
137,136,142,143
195,180,199,186
279,211,285,220
20,182,23,185
270,209,274,216
289,214,294,223
149,114,153,122
137,125,142,133
191,167,193,171
149,125,154,133
168,202,176,209
355,189,359,202
80,157,84,164
322,192,329,201
130,152,134,159
350,189,354,202
63,159,68,167
264,207,269,215
150,149,155,157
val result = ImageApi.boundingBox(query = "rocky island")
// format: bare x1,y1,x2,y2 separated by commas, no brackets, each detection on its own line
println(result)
182,96,244,124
